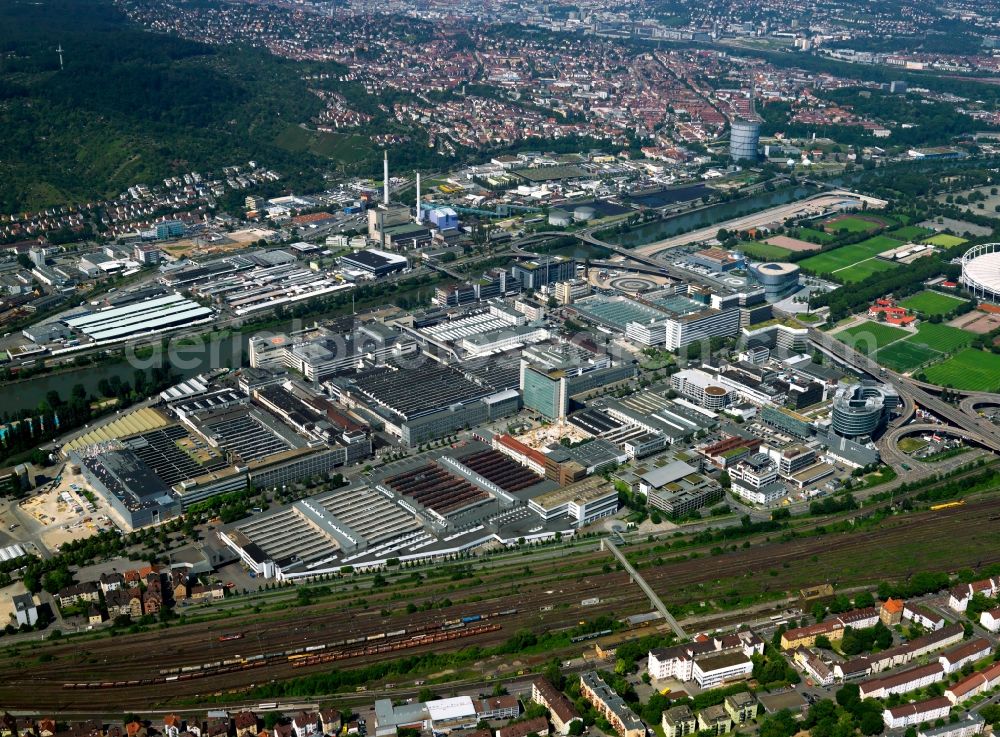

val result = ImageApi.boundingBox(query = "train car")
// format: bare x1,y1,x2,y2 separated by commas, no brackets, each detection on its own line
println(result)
367,632,386,641
219,632,245,642
305,644,326,652
386,629,406,637
930,500,965,511
461,615,481,623
499,608,518,616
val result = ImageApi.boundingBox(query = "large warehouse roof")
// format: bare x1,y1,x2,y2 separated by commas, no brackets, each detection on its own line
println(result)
64,293,214,341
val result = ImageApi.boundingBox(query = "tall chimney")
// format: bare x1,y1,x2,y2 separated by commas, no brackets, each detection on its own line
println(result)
416,173,422,222
383,151,389,205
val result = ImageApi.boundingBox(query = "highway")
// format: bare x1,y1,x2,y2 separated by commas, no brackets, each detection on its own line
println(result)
807,327,1000,453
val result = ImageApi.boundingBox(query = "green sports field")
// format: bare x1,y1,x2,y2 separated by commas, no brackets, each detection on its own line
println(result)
798,228,835,243
737,241,792,261
833,321,909,355
922,233,967,248
899,290,969,317
888,225,933,241
921,349,1000,391
799,234,904,279
905,322,975,354
875,341,941,372
835,259,900,283
822,216,885,234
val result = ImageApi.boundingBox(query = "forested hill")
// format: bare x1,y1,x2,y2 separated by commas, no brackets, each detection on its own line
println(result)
0,0,326,213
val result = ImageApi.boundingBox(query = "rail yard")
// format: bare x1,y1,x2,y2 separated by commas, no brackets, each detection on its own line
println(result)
2,494,997,713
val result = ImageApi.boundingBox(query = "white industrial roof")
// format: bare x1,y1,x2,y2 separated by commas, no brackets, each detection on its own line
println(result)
425,697,476,722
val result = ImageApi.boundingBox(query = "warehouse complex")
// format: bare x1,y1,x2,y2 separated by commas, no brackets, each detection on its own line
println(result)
219,440,615,579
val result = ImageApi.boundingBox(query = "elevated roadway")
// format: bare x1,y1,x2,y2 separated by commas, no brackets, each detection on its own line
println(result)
808,327,1000,455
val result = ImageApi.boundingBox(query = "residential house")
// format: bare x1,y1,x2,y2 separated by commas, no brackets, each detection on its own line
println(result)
234,714,258,737
476,697,520,721
164,716,183,737
579,672,644,737
496,717,549,737
127,591,143,619
948,578,999,612
903,603,945,631
879,598,904,626
104,589,132,618
696,706,732,736
171,571,189,603
87,605,104,625
318,712,340,736
723,693,758,724
205,719,228,737
2,712,18,737
56,582,100,608
123,570,142,589
860,663,945,699
99,572,125,594
38,720,56,737
661,706,696,737
883,697,950,729
945,661,1000,704
918,713,985,737
939,638,992,674
531,678,581,735
793,647,834,686
292,713,320,737
143,587,162,616
124,722,147,737
979,607,1000,633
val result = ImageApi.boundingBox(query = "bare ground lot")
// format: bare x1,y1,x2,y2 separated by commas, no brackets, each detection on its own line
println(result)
949,311,1000,334
764,235,822,252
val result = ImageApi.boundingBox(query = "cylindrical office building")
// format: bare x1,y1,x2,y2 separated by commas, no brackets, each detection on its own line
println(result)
748,261,800,301
831,382,898,438
730,120,761,162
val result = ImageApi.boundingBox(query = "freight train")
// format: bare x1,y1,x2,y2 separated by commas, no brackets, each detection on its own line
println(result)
62,608,517,690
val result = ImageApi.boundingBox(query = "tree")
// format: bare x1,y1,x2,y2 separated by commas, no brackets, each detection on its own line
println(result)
568,722,584,736
854,591,876,609
860,712,885,736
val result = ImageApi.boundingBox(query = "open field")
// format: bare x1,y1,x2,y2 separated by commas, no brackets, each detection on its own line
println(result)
821,214,887,233
739,241,793,260
762,235,821,253
835,259,900,283
796,227,835,243
950,310,1000,334
834,321,910,354
921,349,1000,391
906,322,975,354
799,235,904,277
900,291,969,317
875,341,941,372
923,233,968,248
888,225,933,241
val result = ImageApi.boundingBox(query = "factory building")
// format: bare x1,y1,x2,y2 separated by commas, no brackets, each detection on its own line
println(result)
520,344,635,419
340,249,409,278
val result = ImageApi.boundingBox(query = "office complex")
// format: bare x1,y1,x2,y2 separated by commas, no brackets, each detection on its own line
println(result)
831,381,900,438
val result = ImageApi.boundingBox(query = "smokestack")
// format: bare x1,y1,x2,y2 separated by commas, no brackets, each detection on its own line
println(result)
383,151,389,205
416,173,422,222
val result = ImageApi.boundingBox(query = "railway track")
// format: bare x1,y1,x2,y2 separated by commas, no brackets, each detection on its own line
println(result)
2,488,996,712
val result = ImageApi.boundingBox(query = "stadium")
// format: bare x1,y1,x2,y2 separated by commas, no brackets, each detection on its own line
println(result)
960,243,1000,303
